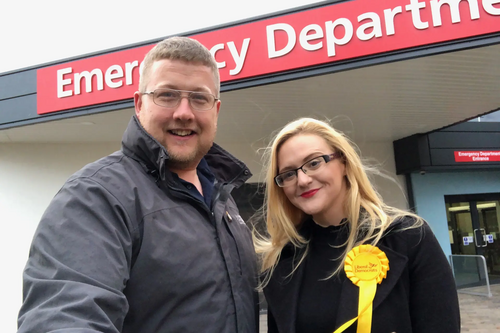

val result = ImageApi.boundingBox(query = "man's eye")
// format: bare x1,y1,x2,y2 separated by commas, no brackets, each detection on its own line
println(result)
190,93,210,103
157,91,179,99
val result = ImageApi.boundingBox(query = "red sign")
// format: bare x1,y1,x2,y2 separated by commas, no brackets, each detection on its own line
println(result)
455,151,500,162
37,0,500,115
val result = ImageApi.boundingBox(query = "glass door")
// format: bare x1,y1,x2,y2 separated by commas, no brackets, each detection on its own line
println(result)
477,201,500,277
446,194,500,285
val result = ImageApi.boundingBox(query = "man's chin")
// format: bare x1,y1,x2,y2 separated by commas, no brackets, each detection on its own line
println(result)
166,150,200,170
165,143,211,170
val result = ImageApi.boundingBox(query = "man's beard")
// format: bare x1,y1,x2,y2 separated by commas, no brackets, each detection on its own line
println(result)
164,121,217,171
166,140,213,170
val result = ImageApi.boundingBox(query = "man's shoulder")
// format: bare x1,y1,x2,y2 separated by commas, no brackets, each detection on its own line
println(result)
70,150,128,180
66,150,142,193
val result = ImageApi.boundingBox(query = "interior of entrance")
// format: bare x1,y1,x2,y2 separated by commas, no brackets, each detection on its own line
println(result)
446,194,500,286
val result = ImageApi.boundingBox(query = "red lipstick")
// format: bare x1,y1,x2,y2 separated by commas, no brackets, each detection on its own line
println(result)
300,189,319,198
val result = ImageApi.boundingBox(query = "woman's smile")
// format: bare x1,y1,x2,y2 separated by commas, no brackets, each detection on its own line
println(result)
300,189,319,198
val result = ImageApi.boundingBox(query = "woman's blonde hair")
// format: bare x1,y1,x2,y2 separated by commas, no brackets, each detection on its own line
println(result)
254,117,422,288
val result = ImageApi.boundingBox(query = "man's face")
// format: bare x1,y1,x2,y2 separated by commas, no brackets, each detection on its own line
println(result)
134,59,220,171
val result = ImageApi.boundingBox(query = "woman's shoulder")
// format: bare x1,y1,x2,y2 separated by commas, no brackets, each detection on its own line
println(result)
381,214,433,251
387,214,424,230
275,219,314,262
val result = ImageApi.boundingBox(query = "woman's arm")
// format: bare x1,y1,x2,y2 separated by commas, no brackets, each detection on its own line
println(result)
407,222,461,332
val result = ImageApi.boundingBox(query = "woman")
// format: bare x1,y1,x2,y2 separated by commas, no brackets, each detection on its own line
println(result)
254,118,460,333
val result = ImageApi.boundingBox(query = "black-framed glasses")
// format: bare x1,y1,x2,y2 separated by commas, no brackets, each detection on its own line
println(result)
274,152,342,187
142,88,219,111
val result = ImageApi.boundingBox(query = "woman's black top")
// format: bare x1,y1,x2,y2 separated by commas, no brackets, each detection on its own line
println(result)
296,221,352,333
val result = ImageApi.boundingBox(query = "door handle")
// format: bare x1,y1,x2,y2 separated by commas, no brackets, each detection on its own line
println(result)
480,228,487,247
474,229,482,247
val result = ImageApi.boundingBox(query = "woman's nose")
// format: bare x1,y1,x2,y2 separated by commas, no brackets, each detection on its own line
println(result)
296,169,312,186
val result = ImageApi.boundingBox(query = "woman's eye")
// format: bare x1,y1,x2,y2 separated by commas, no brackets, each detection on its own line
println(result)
307,159,323,169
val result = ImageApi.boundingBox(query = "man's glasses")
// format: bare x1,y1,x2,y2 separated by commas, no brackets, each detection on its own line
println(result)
274,152,342,187
142,88,219,111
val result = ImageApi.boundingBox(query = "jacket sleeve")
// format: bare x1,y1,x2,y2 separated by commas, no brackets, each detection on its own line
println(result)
406,221,461,333
18,177,135,333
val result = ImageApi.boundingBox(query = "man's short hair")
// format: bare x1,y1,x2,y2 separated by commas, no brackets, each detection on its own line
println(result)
139,36,220,96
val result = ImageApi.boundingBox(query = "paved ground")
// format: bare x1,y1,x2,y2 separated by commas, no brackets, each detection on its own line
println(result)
459,283,500,332
259,284,500,332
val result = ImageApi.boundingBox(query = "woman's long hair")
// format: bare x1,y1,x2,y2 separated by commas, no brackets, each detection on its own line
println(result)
254,117,422,288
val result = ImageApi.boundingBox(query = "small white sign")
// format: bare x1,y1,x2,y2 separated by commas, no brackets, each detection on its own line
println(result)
463,236,474,246
485,234,494,243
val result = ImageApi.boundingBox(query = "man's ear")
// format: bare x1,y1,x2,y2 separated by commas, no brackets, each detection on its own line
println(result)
134,91,142,119
215,99,221,116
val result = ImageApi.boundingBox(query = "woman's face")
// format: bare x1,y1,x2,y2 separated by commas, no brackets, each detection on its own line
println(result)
277,134,347,225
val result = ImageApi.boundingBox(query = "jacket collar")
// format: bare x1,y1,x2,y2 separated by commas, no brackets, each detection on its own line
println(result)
121,115,252,186
265,220,408,333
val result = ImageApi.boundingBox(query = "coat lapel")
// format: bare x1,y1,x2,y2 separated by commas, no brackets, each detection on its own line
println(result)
334,244,408,330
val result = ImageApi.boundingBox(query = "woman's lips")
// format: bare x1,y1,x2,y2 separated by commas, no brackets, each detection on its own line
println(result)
300,189,319,198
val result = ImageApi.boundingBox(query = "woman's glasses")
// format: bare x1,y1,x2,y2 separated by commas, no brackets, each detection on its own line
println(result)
274,152,342,187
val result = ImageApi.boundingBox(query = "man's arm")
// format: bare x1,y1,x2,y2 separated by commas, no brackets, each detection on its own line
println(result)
18,177,135,333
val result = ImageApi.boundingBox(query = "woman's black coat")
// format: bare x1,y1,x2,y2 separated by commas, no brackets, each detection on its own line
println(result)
263,218,461,333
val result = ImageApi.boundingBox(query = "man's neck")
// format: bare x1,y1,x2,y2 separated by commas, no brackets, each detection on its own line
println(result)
172,167,203,196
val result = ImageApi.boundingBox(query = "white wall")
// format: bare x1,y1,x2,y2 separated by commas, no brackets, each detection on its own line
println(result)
1,142,119,332
2,138,405,332
359,141,409,210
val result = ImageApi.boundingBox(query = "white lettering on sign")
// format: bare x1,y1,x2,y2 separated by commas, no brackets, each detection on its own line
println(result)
267,23,297,58
430,0,480,27
458,151,500,158
57,67,73,98
384,6,403,35
266,0,499,60
53,0,500,101
74,69,104,95
325,18,354,57
299,24,324,51
481,151,500,156
105,65,124,88
406,0,429,29
57,61,140,98
356,12,383,41
455,150,500,162
210,43,226,69
227,39,250,75
125,61,139,85
484,0,500,15
210,38,251,75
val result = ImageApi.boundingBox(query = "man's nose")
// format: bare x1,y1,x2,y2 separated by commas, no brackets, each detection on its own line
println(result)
172,97,195,120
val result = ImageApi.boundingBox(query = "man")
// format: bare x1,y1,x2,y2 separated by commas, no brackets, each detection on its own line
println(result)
18,37,259,333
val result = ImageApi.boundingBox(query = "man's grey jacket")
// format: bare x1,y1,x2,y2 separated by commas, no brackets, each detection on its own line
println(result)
18,116,259,333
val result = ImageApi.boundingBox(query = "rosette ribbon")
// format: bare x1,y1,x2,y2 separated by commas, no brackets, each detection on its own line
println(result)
333,245,389,333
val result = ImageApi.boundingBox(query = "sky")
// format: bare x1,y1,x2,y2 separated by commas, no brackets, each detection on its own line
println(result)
0,0,324,74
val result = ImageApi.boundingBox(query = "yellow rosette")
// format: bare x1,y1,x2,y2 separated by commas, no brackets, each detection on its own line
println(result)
333,245,389,333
